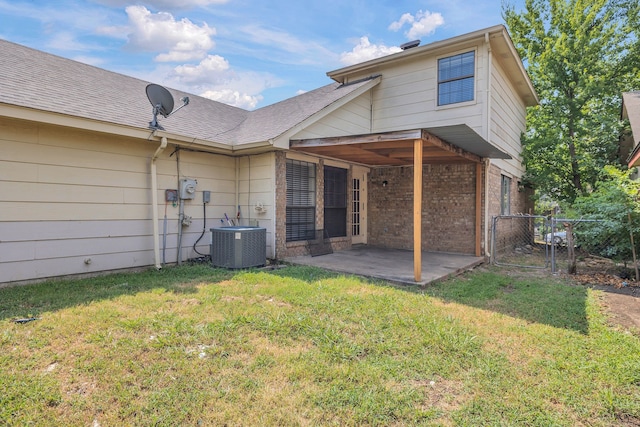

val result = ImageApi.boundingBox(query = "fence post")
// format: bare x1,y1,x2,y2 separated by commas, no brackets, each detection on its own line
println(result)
565,222,576,274
550,215,556,274
629,212,639,281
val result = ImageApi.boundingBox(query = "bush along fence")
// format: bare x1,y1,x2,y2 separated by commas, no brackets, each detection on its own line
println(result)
491,214,640,280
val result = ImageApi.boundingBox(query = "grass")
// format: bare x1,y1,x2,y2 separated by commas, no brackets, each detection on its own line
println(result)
1,264,639,426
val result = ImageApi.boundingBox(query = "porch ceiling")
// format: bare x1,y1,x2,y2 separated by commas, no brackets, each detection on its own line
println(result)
290,124,511,166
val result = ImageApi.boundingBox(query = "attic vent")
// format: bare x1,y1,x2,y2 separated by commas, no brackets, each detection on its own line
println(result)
400,40,421,50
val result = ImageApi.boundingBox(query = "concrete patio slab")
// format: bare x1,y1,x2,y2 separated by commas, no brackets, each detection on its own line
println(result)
285,245,485,286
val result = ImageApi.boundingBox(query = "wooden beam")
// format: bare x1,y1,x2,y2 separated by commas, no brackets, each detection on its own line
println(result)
475,163,482,257
414,139,423,282
291,129,422,148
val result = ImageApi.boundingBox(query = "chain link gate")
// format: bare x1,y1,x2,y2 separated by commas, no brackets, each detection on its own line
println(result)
492,215,636,276
491,215,549,268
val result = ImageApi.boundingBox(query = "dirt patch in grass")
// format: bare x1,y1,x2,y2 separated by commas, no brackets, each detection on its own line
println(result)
491,265,640,334
563,272,640,334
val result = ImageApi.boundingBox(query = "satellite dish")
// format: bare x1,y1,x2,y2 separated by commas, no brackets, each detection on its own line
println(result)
145,83,189,130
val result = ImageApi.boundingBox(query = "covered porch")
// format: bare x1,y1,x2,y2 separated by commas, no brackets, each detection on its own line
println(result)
285,245,484,286
290,126,508,283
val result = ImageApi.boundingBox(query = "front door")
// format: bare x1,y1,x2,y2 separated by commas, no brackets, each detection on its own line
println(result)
351,167,368,244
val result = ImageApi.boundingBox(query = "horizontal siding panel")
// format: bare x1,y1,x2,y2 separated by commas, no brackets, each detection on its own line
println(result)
0,119,39,143
0,182,128,203
0,241,35,263
0,160,39,181
2,138,149,172
0,220,153,242
37,164,148,187
292,93,372,139
1,250,155,283
35,235,154,259
0,202,152,221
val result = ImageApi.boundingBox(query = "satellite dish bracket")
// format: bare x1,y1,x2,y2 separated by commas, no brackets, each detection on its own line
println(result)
146,84,189,130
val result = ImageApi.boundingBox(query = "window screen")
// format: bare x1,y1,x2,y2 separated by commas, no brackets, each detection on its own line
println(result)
438,51,475,105
324,166,347,238
286,159,316,241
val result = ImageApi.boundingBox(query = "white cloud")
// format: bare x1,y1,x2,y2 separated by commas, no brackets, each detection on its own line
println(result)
201,89,262,110
389,10,444,40
172,54,230,84
164,56,282,109
121,6,216,62
339,36,402,66
296,89,307,95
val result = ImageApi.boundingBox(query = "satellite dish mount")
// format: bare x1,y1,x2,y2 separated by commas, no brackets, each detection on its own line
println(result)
145,83,189,130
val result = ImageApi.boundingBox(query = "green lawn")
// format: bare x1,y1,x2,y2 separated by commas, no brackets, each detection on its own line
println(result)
1,264,639,426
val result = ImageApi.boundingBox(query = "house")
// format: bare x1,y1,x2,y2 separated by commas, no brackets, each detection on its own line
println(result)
622,91,640,169
0,24,537,285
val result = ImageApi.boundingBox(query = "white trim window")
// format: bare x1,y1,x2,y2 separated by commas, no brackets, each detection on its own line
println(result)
438,51,475,106
286,159,316,241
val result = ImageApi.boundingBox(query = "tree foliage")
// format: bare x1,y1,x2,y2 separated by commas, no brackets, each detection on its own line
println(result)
571,166,640,261
503,0,640,203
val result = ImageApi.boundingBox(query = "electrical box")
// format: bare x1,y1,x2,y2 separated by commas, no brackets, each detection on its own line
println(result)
203,190,211,204
179,179,197,200
165,189,178,202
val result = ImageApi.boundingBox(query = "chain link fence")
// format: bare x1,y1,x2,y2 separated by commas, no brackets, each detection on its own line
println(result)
492,215,639,278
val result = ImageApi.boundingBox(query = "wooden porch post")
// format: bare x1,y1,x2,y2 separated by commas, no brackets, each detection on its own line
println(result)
414,139,423,282
475,162,482,257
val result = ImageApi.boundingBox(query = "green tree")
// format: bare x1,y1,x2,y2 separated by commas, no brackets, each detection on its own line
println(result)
503,0,640,203
571,166,640,262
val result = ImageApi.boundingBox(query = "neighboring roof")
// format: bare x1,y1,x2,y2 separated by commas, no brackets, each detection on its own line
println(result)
0,39,375,149
327,24,538,107
623,91,640,167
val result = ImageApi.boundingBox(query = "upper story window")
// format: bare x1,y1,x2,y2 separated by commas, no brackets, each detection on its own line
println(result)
438,51,475,106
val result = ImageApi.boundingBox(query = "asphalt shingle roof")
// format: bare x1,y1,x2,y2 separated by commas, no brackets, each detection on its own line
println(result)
0,39,374,146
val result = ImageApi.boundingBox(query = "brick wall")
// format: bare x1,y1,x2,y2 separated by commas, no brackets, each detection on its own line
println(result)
368,164,479,254
488,163,535,254
276,154,532,259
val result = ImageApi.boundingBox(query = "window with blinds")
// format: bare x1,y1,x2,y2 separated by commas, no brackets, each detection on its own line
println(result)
286,159,316,241
438,51,475,106
324,166,347,238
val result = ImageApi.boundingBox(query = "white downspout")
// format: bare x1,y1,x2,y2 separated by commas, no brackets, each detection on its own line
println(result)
151,136,168,269
484,33,493,258
235,157,240,224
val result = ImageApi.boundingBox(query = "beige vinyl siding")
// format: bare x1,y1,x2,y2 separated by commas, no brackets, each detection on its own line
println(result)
489,55,528,178
338,43,487,136
0,117,236,283
295,44,489,142
153,148,236,264
292,93,372,140
237,153,275,258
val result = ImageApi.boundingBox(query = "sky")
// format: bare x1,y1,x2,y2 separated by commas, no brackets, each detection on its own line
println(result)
0,0,524,110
